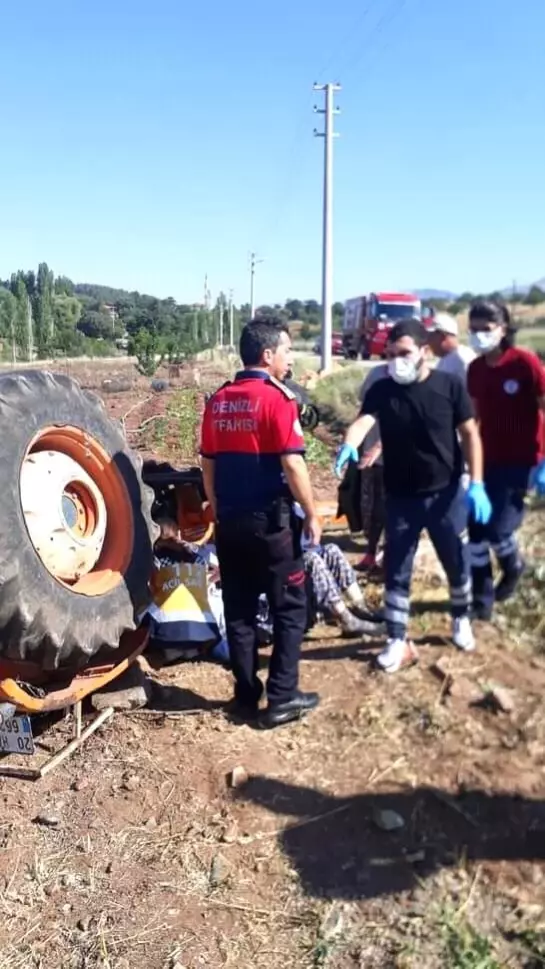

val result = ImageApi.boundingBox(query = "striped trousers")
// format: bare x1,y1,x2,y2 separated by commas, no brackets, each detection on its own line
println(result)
384,483,471,641
469,465,530,614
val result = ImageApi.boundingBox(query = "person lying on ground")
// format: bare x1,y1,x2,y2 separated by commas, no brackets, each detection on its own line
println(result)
335,318,491,674
292,501,385,636
303,542,386,637
257,536,385,641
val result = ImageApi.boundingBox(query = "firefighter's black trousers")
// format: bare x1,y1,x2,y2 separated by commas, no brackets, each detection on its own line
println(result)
215,511,307,706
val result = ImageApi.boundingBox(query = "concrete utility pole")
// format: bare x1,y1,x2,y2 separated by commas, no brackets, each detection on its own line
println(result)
203,274,210,344
27,294,34,361
218,294,224,347
314,81,341,373
249,253,263,318
229,289,234,348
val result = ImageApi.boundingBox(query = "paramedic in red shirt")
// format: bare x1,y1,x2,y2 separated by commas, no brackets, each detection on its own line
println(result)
467,300,545,619
200,317,321,730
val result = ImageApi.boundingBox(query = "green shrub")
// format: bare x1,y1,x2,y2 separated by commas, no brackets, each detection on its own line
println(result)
310,364,366,431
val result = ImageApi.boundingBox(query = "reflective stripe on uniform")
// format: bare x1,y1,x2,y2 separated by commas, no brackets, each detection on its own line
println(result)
450,579,472,606
470,541,490,568
491,536,517,559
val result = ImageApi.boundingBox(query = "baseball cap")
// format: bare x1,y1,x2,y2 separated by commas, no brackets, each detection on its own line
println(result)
427,312,458,336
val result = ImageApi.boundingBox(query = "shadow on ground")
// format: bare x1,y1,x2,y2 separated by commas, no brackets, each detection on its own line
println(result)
235,775,545,901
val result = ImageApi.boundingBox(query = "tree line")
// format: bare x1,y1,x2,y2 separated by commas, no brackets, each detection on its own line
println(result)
1,263,541,364
0,266,253,363
445,285,545,316
0,265,346,363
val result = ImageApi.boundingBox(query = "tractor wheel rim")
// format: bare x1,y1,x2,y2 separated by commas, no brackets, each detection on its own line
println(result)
19,426,134,596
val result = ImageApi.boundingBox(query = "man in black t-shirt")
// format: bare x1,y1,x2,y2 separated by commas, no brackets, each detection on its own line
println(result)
335,319,492,673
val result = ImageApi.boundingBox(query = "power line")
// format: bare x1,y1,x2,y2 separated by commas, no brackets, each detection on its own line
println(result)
313,0,383,82
337,0,409,81
257,0,386,248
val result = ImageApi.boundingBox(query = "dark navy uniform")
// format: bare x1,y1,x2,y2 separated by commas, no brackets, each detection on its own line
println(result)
200,369,307,707
361,369,474,640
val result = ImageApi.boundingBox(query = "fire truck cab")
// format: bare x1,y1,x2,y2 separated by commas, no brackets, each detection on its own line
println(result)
342,291,422,360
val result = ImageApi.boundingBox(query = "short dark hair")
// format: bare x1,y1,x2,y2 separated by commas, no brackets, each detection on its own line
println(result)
387,318,428,347
239,317,289,366
469,299,516,348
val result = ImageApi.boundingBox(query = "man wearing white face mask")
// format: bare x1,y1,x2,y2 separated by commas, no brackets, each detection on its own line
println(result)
335,319,491,672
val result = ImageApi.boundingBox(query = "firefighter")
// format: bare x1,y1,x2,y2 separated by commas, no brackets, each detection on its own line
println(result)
467,300,545,619
335,318,491,673
200,317,321,729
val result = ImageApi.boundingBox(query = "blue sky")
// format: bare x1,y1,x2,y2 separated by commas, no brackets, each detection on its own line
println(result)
0,0,543,305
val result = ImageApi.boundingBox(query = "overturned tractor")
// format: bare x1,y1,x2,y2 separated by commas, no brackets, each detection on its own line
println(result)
0,369,322,721
0,370,157,717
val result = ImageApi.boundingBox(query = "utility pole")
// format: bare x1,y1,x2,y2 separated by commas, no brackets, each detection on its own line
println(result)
314,81,341,373
229,289,234,348
203,274,210,344
249,253,263,318
218,294,224,347
27,294,34,361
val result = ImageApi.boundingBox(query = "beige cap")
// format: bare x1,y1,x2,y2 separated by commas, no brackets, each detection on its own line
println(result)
427,312,458,336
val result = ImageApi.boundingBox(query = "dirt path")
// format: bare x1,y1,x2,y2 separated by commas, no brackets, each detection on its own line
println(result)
1,516,545,969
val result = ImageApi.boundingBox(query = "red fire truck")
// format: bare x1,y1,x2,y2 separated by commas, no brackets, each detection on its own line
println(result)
342,291,422,359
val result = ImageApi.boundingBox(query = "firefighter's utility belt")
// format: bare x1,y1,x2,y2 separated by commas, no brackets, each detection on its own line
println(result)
270,496,295,529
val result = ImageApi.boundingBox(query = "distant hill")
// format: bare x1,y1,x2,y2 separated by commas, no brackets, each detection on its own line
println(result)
500,277,545,298
414,289,458,301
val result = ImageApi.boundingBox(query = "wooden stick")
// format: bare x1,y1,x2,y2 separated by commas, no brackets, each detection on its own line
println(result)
73,699,82,740
39,707,114,778
121,395,153,430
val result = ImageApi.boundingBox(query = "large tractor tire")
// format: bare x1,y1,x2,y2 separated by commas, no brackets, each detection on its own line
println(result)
0,370,155,671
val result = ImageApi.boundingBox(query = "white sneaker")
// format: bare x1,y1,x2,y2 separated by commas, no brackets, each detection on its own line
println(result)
377,638,419,673
452,616,475,652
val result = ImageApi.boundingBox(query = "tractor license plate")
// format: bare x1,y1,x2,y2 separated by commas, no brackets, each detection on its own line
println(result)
0,716,34,755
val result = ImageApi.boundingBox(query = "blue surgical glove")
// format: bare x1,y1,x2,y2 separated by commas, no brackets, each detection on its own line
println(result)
334,443,358,478
467,481,492,525
531,459,545,496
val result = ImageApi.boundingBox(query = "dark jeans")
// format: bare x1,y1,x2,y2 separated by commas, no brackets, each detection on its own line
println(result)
215,512,307,706
384,483,471,640
469,465,530,612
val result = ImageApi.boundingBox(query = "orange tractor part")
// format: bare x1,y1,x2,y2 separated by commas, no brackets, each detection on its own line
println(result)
0,627,148,715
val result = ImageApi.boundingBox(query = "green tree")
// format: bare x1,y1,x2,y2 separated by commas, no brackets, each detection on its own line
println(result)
33,262,55,357
0,289,17,357
11,277,32,360
447,301,464,315
77,309,115,339
53,294,82,332
54,275,74,296
524,286,545,306
285,299,305,321
51,295,83,355
129,328,164,376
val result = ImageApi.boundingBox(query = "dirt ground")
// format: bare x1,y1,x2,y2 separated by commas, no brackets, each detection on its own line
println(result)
1,361,545,969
